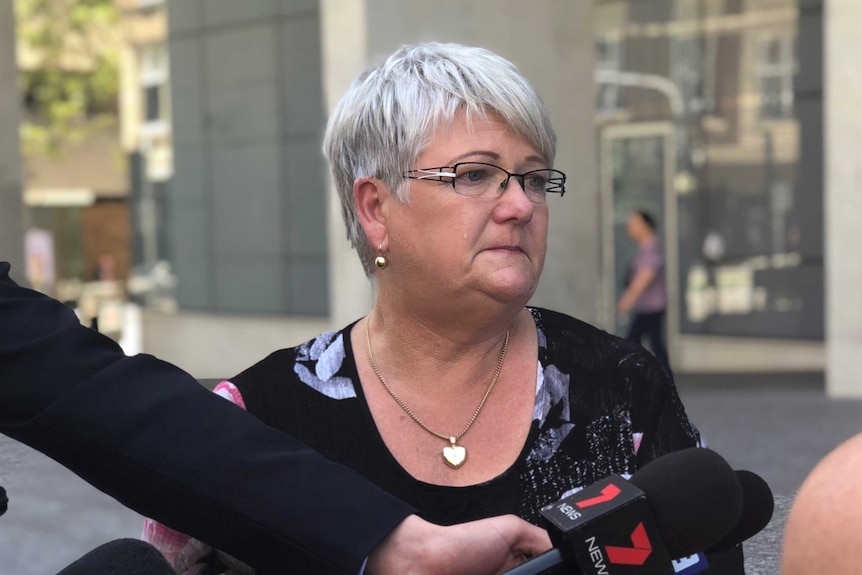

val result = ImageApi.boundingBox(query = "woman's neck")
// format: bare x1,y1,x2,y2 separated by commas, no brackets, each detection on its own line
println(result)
364,300,524,397
353,303,539,487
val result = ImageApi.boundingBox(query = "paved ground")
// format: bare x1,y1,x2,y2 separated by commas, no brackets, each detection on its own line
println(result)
674,374,862,575
1,374,860,574
0,437,144,574
676,373,862,496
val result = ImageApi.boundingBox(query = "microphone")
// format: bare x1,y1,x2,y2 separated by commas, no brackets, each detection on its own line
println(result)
0,485,7,517
504,448,743,575
56,539,177,575
707,470,774,551
667,469,776,575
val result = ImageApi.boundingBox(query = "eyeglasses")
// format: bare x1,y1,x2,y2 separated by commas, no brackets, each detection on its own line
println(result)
405,162,566,204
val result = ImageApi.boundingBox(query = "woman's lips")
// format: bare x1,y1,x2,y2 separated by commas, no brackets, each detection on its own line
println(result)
486,246,524,253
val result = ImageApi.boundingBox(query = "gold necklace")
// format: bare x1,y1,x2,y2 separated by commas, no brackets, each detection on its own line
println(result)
364,317,509,469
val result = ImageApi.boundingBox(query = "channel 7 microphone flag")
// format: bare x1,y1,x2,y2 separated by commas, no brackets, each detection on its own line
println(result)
505,448,743,575
541,473,672,574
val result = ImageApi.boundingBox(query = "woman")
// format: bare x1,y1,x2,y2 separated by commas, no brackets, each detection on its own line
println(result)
617,210,671,374
145,43,739,574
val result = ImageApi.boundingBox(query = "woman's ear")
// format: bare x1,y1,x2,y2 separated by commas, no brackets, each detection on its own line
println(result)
354,177,390,249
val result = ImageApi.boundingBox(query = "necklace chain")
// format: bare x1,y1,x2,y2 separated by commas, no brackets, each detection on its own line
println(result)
364,317,509,443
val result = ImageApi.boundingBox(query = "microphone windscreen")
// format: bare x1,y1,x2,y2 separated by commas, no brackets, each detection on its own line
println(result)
629,447,743,558
56,539,176,575
708,470,774,551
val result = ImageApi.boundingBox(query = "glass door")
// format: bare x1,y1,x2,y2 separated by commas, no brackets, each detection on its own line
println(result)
599,123,678,350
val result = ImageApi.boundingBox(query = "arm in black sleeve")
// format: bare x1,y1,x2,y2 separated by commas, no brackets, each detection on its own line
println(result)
0,262,415,574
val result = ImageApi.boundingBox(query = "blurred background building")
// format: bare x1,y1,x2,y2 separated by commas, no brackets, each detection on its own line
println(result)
2,0,859,396
3,0,130,337
592,0,825,372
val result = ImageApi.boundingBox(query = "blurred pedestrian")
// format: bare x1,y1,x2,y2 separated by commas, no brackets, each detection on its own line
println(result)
617,210,670,374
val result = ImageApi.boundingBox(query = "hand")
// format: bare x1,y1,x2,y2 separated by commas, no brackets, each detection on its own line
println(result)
617,298,633,316
618,269,656,317
366,514,552,575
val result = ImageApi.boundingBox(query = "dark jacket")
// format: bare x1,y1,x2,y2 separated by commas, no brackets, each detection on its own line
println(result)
0,262,414,574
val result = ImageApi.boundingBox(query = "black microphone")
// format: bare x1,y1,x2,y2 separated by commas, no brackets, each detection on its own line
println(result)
0,485,7,517
707,470,774,551
504,448,743,575
56,539,177,575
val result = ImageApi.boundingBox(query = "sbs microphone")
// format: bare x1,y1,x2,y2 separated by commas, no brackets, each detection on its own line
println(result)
707,470,774,551
505,448,743,575
56,539,177,575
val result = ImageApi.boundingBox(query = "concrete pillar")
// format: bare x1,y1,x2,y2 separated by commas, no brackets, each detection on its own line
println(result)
320,0,375,329
825,0,862,396
0,0,25,282
319,0,599,326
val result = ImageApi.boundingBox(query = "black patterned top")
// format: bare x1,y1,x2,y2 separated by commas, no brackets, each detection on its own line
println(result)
230,307,702,526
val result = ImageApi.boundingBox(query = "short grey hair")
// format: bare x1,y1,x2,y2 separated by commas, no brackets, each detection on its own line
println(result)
323,42,557,276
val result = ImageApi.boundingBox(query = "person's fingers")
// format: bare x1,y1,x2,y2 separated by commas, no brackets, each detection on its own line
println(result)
368,514,553,575
500,515,552,558
474,514,551,570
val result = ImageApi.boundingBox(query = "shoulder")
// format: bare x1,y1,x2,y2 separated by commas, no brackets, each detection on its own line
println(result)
233,328,344,379
639,241,664,265
529,306,651,371
529,306,613,343
529,307,675,418
782,433,862,574
231,327,358,407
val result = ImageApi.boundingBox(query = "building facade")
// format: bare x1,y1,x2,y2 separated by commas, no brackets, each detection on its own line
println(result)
3,0,860,395
10,0,130,310
592,0,826,372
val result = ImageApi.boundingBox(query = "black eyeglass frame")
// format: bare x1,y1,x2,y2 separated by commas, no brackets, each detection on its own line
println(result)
405,162,567,199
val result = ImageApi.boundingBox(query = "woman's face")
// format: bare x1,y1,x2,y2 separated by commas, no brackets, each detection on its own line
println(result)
627,213,648,242
627,213,642,241
382,110,549,307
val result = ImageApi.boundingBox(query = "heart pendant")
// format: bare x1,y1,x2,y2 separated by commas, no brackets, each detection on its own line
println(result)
443,439,467,469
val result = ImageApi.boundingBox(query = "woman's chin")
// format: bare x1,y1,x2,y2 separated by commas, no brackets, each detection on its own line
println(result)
475,269,538,305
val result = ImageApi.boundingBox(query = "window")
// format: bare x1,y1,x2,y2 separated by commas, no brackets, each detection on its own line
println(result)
757,35,796,120
144,85,162,122
596,37,623,113
139,44,171,126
